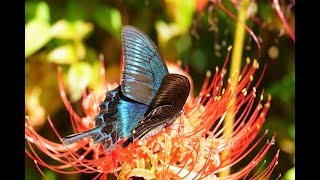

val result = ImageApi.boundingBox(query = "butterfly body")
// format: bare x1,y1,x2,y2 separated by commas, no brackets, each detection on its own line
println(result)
62,25,190,153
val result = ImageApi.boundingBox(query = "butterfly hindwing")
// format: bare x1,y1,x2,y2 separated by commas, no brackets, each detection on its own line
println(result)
145,73,191,115
121,25,169,105
122,74,190,146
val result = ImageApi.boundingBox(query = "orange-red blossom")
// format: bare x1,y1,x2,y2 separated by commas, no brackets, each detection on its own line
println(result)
25,49,280,180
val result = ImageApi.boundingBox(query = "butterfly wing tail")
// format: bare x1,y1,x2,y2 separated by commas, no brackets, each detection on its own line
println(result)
61,127,122,153
61,128,100,145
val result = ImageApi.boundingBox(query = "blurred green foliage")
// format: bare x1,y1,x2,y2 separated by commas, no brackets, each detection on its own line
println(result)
25,0,295,179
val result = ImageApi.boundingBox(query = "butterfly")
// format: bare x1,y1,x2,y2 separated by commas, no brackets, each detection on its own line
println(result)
61,25,190,153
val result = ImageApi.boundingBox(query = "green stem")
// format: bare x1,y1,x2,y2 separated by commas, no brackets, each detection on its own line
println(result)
220,0,249,177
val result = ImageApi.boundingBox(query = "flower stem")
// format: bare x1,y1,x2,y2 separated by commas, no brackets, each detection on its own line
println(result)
220,0,249,176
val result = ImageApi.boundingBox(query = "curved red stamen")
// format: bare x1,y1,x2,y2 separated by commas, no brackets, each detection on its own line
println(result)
273,0,295,42
213,2,262,52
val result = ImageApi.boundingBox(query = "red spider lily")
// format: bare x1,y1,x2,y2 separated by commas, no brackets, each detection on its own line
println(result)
25,48,280,180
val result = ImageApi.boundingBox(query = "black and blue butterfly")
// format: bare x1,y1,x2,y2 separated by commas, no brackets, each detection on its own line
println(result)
61,25,190,153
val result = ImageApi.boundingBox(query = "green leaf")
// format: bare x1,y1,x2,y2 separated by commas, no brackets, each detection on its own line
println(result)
25,2,37,22
42,170,56,180
67,62,94,101
73,21,93,39
176,0,195,30
74,40,86,60
176,34,192,55
190,49,207,73
282,167,295,180
25,2,51,58
47,45,78,64
265,70,295,102
36,1,50,22
66,0,93,20
93,5,122,39
50,20,93,40
288,124,295,139
50,20,75,39
155,21,182,47
25,21,51,58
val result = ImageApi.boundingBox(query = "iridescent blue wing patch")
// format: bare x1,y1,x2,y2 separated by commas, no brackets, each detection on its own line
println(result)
121,25,169,105
62,86,148,153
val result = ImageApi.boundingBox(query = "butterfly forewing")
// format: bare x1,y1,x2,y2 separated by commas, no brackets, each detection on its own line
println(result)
121,25,169,105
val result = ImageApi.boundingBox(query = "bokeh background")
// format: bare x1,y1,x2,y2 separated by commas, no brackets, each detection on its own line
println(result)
25,0,295,179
